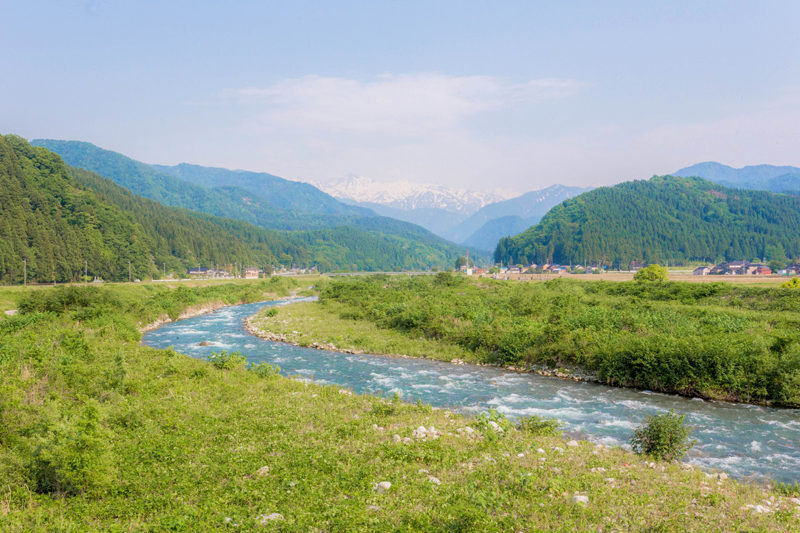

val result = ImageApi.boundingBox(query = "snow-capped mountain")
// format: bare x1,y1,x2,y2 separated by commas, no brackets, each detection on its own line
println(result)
316,175,518,214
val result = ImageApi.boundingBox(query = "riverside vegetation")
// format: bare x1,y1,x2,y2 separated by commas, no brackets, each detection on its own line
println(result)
251,274,800,407
1,279,799,530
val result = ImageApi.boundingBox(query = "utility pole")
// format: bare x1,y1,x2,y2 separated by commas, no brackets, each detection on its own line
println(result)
23,259,27,287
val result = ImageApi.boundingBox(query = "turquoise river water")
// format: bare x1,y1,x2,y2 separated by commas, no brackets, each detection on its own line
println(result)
142,299,800,483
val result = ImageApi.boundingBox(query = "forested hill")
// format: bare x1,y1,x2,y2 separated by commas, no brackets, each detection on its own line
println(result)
495,175,800,267
0,135,301,283
151,162,369,216
32,139,365,218
1,135,471,282
30,139,481,262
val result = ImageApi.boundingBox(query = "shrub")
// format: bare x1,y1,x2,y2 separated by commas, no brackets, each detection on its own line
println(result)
29,402,114,495
249,361,281,378
634,264,669,282
630,410,695,461
473,409,513,439
18,286,119,314
781,277,800,289
517,415,562,436
207,350,247,370
263,307,279,317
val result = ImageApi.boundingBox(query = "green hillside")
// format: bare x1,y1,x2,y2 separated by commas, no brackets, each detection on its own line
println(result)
31,139,481,264
0,135,309,283
1,135,471,282
152,162,368,216
495,176,800,267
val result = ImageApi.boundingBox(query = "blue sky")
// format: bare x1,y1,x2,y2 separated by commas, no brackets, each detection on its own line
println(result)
3,1,800,191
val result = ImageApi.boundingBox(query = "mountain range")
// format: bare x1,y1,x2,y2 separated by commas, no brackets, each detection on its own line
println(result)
495,175,800,267
674,162,800,194
318,175,588,251
317,175,515,212
25,139,485,275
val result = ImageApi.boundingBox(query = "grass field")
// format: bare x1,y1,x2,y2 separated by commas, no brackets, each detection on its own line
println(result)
1,277,800,530
248,300,475,363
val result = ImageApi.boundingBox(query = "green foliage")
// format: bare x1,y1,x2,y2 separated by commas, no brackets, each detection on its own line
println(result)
317,276,800,407
18,286,119,314
249,361,281,378
0,281,792,531
496,175,800,266
29,401,114,495
630,410,695,461
207,350,247,370
634,264,669,282
782,277,800,288
517,415,563,436
455,256,474,269
773,481,800,497
473,409,513,439
264,307,279,317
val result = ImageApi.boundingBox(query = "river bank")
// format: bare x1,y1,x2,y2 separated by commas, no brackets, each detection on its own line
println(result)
303,275,800,408
3,282,799,530
143,299,800,528
245,303,598,385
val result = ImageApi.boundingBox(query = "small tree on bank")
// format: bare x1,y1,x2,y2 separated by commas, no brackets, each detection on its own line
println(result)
630,410,695,461
633,264,669,282
782,277,800,289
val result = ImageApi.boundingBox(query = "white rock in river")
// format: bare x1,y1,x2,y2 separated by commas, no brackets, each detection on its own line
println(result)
374,481,392,493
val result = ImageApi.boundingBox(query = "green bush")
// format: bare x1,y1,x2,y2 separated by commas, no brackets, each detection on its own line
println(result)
29,402,114,495
633,264,669,282
249,361,281,378
630,410,695,461
473,410,513,439
781,277,800,289
207,350,247,370
517,415,562,436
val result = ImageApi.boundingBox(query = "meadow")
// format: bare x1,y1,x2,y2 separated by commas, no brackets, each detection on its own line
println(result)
252,274,800,407
1,278,799,531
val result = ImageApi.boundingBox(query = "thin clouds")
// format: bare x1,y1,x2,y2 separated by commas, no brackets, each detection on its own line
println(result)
228,73,585,135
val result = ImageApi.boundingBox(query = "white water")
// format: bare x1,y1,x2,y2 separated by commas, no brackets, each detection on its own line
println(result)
142,300,800,483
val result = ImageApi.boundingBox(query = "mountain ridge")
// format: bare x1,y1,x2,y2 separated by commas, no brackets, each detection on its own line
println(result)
30,138,485,270
675,161,800,194
495,175,800,266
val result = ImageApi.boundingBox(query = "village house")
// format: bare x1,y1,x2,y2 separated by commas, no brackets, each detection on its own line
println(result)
706,261,775,276
244,267,260,279
187,268,233,279
693,266,711,276
778,264,800,276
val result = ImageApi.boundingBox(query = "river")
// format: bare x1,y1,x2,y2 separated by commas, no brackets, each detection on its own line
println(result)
142,299,800,483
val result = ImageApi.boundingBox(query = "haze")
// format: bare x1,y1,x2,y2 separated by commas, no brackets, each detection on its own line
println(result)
3,0,799,190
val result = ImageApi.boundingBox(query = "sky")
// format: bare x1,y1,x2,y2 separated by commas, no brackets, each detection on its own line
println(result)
2,1,800,192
